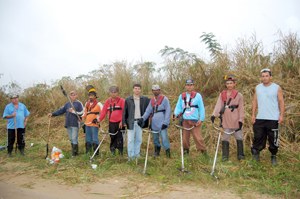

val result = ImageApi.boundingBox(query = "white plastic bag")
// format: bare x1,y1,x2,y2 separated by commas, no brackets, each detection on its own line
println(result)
49,146,64,164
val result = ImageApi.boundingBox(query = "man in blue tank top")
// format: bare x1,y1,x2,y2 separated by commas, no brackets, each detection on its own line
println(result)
251,68,285,166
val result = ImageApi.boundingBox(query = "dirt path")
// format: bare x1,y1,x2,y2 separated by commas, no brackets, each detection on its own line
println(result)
0,172,279,199
0,161,279,199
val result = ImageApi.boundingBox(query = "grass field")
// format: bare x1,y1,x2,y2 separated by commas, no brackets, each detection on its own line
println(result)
0,116,299,198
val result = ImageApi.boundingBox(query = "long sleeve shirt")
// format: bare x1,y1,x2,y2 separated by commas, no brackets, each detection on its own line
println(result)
51,100,84,128
174,92,205,121
212,91,244,129
98,97,125,123
142,95,171,131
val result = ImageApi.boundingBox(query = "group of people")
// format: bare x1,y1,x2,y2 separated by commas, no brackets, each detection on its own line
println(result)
2,68,284,166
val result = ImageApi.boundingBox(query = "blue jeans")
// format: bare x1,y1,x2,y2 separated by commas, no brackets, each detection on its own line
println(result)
152,129,170,150
67,127,79,144
85,126,99,144
127,121,142,159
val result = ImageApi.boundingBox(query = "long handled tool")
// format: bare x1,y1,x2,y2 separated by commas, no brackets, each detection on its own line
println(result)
211,124,239,179
14,110,17,154
175,124,195,173
211,127,221,179
141,129,159,175
90,129,107,162
45,118,51,159
143,129,151,175
60,85,81,121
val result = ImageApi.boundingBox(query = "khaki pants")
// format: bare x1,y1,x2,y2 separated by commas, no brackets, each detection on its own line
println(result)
182,120,206,152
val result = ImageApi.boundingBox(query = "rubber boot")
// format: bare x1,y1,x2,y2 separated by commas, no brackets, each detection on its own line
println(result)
19,145,25,156
85,142,92,154
251,147,260,162
74,144,78,156
222,141,229,161
93,143,99,156
236,140,245,160
271,155,277,166
118,148,123,156
154,146,161,157
72,144,78,156
166,149,171,158
184,148,189,155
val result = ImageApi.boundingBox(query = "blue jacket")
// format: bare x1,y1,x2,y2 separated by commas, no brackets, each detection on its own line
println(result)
174,92,205,121
52,100,84,128
142,95,171,131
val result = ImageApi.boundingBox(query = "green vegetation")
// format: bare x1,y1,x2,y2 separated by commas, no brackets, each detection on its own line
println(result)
0,31,299,198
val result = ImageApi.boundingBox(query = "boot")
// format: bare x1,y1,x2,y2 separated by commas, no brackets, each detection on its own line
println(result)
19,146,25,156
236,140,245,160
251,147,260,162
118,148,123,156
183,148,189,155
85,142,92,154
222,141,229,161
93,143,99,156
154,146,161,157
72,144,78,156
271,155,277,166
166,149,171,158
74,144,78,156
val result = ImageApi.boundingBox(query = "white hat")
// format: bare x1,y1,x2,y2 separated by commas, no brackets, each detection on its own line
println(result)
152,85,160,90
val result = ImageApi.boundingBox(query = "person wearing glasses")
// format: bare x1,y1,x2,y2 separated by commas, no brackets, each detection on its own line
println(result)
173,79,207,155
251,68,284,166
48,91,84,157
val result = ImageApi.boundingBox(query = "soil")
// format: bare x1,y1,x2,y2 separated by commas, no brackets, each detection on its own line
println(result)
0,162,279,199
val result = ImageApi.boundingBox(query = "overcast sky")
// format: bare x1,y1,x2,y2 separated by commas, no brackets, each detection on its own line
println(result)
0,0,299,89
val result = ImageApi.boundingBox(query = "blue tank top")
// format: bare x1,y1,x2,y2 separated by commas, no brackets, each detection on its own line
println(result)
256,83,280,120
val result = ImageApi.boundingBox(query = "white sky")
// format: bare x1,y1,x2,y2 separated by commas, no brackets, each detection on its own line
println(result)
0,0,299,89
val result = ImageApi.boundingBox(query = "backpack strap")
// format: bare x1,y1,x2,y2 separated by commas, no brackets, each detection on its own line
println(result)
151,95,165,114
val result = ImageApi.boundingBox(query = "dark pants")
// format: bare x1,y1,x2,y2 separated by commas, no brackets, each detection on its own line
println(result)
252,119,279,155
7,128,26,153
109,122,124,153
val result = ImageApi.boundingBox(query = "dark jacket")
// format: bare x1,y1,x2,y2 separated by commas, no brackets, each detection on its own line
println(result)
122,95,150,130
52,100,84,128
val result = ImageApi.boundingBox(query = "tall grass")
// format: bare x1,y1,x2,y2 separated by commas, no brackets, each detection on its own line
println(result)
0,31,299,198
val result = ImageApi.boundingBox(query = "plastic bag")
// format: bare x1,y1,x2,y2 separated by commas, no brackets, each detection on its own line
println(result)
49,146,64,164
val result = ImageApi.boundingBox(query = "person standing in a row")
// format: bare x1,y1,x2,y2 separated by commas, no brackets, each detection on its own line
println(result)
48,90,84,157
211,75,245,161
123,83,150,161
98,86,125,156
251,68,285,166
174,79,207,155
140,85,171,158
3,94,30,157
82,85,103,155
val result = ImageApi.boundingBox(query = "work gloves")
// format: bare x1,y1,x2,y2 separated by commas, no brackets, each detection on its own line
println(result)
210,115,215,124
237,122,243,131
137,118,144,127
161,124,168,130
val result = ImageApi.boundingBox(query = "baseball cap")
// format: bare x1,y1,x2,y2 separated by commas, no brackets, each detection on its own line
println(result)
185,79,194,85
152,85,160,90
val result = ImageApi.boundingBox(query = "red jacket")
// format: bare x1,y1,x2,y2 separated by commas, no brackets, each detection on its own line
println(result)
98,97,125,123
